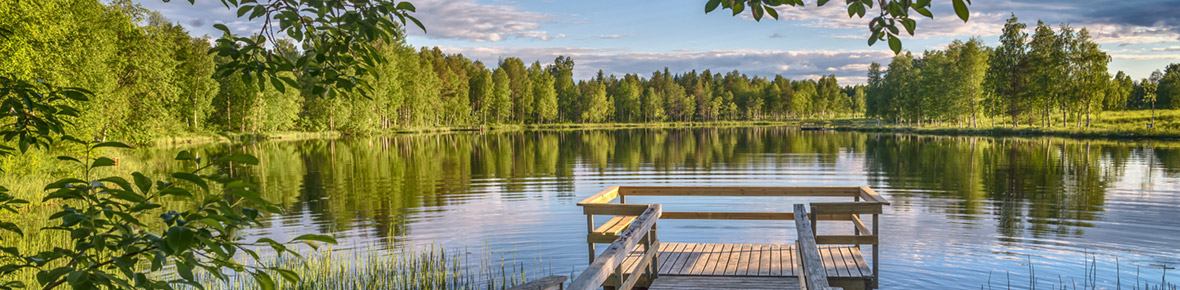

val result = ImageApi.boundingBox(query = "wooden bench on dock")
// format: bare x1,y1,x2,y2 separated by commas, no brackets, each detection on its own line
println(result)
560,185,889,290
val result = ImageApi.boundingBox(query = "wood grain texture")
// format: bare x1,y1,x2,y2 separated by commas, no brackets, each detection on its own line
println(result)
648,276,801,290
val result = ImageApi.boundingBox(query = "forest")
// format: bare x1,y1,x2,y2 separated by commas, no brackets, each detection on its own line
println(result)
3,2,1177,145
866,14,1176,128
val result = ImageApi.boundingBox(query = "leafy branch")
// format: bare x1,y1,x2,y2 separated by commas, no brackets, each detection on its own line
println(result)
704,0,973,53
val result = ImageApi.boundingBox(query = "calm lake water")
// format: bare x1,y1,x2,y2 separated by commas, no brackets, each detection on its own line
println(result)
133,128,1180,289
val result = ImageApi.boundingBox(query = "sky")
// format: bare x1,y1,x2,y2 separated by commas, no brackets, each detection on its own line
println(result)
139,0,1180,84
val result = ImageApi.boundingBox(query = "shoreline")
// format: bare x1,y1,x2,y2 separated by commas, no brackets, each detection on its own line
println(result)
833,124,1180,141
142,121,806,146
142,119,1180,147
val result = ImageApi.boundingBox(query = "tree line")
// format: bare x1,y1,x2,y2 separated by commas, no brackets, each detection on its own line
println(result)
865,14,1179,128
3,1,870,144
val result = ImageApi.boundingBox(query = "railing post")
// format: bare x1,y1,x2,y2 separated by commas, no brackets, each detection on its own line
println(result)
587,215,596,263
873,213,879,289
649,221,659,280
809,205,818,236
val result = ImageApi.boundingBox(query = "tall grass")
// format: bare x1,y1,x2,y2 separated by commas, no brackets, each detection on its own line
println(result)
193,245,555,290
983,254,1177,290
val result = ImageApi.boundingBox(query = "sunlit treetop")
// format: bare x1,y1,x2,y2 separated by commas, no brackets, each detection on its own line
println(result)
704,0,973,54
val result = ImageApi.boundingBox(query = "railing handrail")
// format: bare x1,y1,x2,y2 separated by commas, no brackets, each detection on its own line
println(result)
568,204,661,290
795,204,842,290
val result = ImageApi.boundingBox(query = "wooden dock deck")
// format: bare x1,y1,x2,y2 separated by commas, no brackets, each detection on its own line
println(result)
513,186,890,290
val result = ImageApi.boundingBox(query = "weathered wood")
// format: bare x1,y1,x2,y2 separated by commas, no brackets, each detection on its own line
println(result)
858,186,891,205
810,202,883,215
577,186,620,205
581,203,649,215
619,241,659,290
660,211,856,221
796,204,837,290
594,216,637,235
815,235,878,245
648,276,801,290
661,211,794,220
619,186,861,197
568,205,660,290
850,215,871,235
508,275,568,290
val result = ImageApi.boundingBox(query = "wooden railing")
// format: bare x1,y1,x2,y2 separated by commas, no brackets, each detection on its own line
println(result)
568,204,661,290
577,185,887,288
795,204,842,290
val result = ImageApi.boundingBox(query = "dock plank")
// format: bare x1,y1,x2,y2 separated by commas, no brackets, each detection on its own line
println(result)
640,243,870,279
648,276,800,290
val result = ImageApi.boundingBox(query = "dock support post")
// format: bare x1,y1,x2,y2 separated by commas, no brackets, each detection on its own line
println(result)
872,213,879,289
587,215,596,263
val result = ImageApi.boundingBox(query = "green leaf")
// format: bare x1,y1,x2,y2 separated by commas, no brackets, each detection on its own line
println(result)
270,76,285,93
167,227,196,252
92,157,117,168
61,213,87,227
56,156,81,163
765,6,779,19
93,141,132,149
213,23,231,35
132,172,152,194
175,150,197,162
252,271,276,290
0,222,22,236
217,153,259,165
171,173,209,192
901,18,916,35
705,0,722,13
913,6,933,18
291,234,337,245
236,4,253,17
175,261,195,281
888,34,902,54
817,0,830,6
276,268,299,284
952,0,969,22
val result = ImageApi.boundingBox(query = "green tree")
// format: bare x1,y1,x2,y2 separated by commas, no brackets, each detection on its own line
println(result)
1026,20,1064,127
984,14,1030,127
549,56,577,121
501,58,532,123
469,62,494,123
580,80,612,122
1105,71,1133,110
642,86,666,122
1071,28,1110,127
490,68,513,123
530,61,558,123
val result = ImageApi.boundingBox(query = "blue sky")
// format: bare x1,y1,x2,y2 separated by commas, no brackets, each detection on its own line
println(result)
139,0,1180,84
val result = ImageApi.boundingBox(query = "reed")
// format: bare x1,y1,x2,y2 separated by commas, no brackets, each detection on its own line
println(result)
192,245,555,290
983,253,1178,290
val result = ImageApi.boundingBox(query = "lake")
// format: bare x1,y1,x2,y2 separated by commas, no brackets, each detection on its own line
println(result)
131,127,1180,289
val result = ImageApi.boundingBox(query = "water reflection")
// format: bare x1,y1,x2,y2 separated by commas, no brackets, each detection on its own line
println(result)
129,128,1180,289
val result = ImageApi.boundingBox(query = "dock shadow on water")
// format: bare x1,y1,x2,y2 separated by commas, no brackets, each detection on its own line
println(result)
104,128,1180,288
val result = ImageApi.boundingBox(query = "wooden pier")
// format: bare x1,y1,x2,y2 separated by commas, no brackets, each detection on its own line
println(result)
516,186,890,290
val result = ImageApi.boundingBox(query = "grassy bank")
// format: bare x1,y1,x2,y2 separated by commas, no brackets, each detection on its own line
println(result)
833,110,1180,140
191,245,552,290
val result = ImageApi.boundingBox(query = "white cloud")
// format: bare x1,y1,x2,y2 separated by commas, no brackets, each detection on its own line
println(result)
1110,54,1180,60
598,34,632,39
408,0,557,42
1153,46,1180,52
